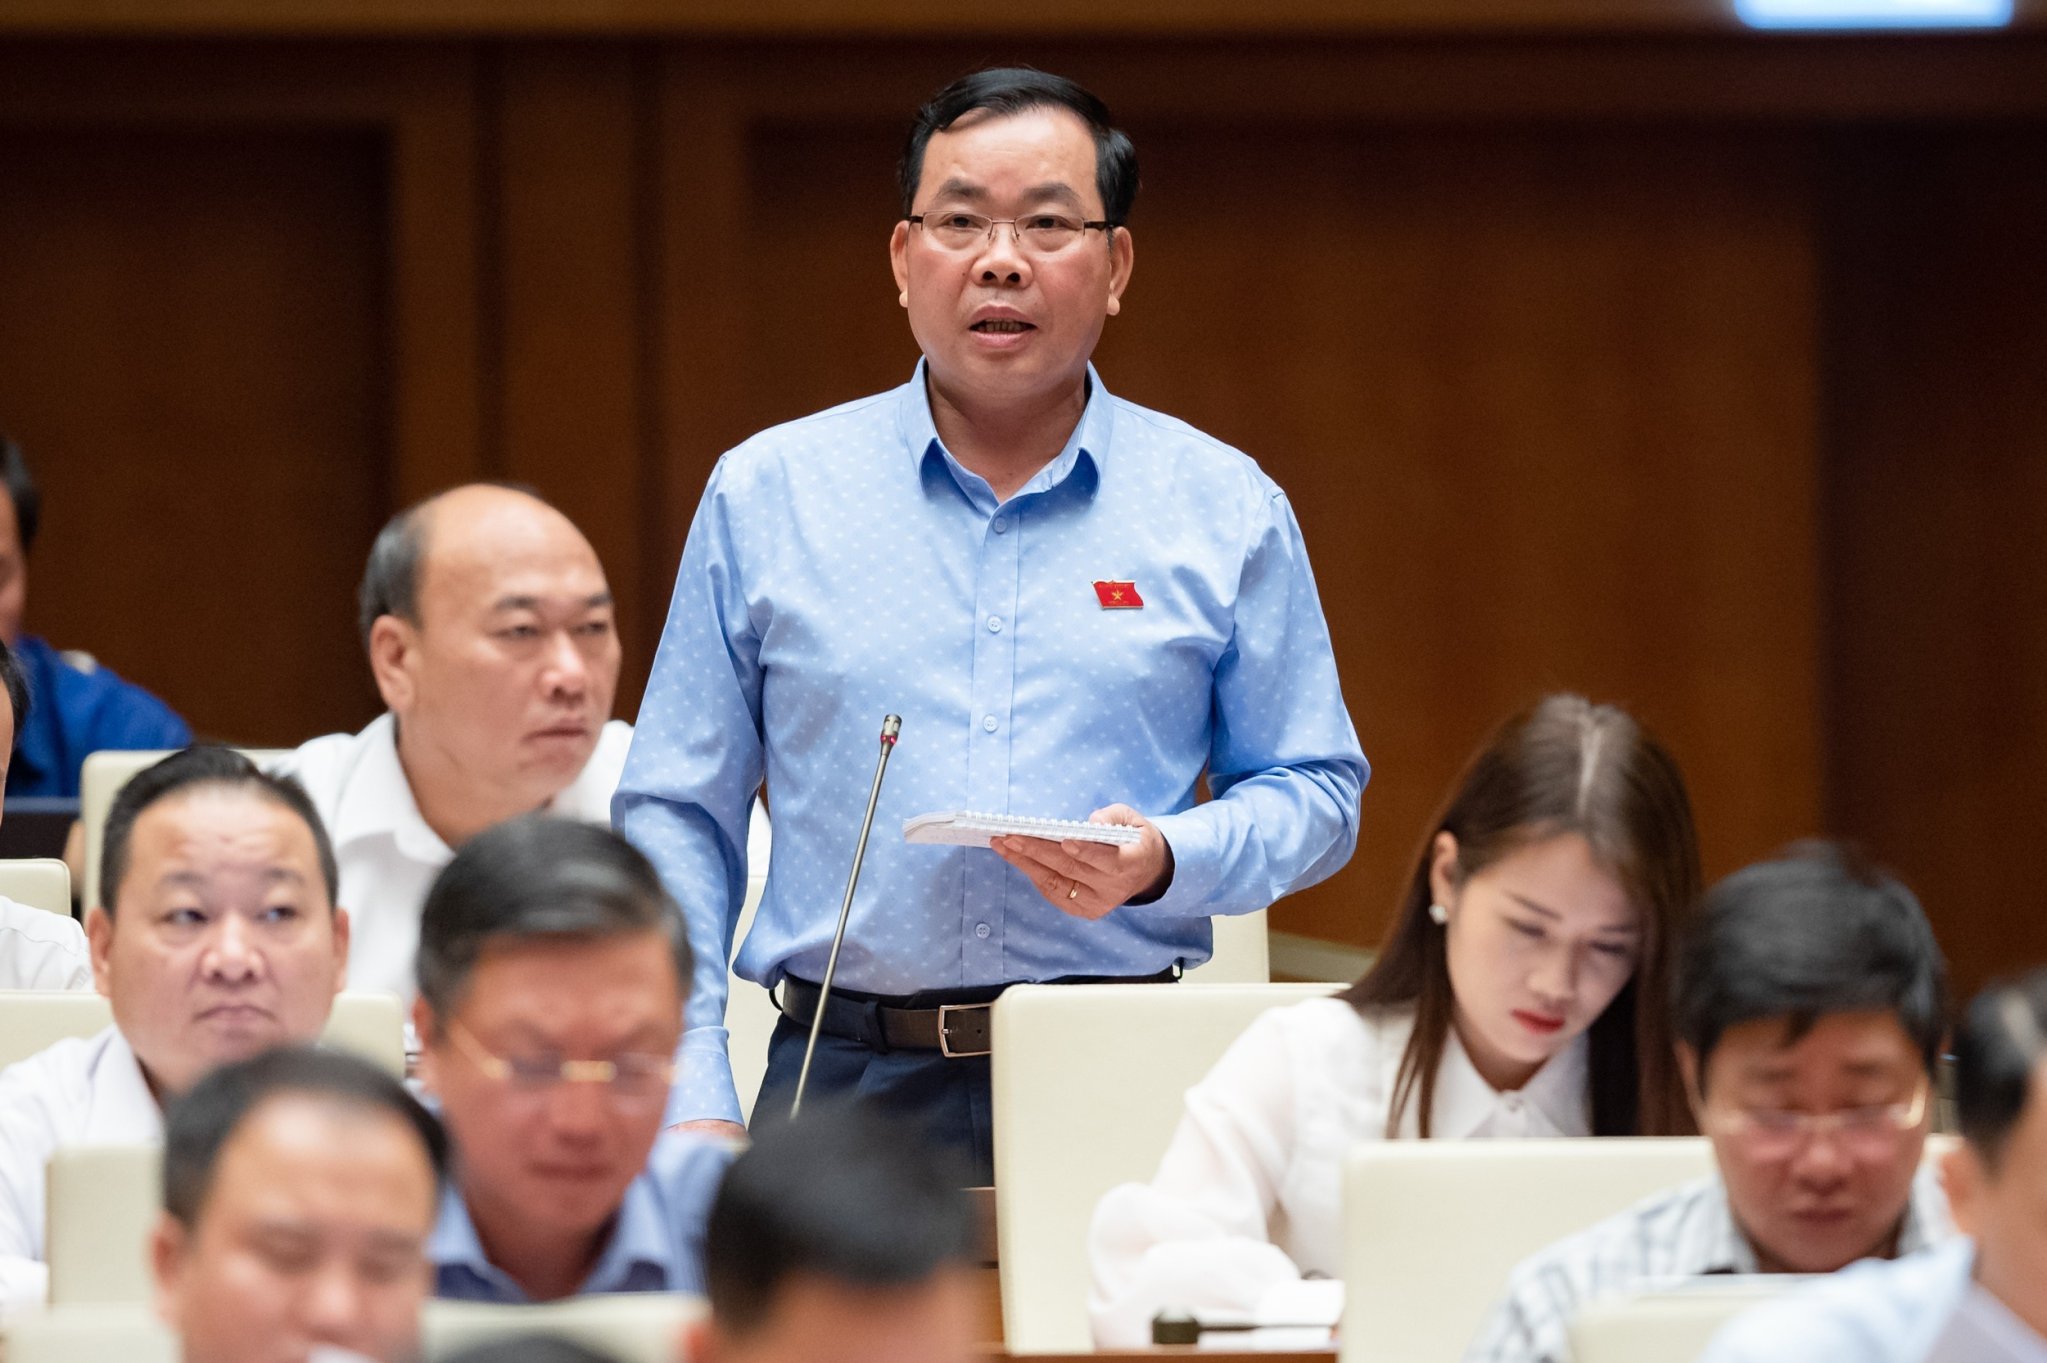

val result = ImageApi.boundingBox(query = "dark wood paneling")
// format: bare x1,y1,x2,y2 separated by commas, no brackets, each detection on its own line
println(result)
0,127,387,743
1821,126,2047,1000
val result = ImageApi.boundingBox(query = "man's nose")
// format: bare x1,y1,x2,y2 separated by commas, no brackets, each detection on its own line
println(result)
546,1077,610,1141
974,223,1031,285
299,1260,369,1342
201,914,262,981
1788,1121,1852,1188
541,629,591,697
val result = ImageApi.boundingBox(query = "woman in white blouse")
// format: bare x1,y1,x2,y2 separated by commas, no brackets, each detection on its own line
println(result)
1087,694,1701,1346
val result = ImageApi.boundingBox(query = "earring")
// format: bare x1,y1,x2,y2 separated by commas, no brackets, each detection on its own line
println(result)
1428,902,1449,926
898,290,909,307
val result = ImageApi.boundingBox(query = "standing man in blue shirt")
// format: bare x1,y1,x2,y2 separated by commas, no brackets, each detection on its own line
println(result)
0,436,191,797
617,67,1366,1178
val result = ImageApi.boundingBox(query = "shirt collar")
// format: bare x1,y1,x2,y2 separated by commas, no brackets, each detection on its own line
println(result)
430,1170,679,1303
1429,1026,1592,1139
332,713,451,866
898,358,1113,508
91,1026,166,1142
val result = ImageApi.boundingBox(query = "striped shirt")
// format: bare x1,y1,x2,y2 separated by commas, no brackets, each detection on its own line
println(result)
1462,1167,1953,1363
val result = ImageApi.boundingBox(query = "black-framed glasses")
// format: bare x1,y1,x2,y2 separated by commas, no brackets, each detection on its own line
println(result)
445,1017,674,1108
907,209,1114,256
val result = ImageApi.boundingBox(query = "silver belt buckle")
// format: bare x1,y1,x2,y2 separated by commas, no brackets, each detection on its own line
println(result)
937,1002,992,1058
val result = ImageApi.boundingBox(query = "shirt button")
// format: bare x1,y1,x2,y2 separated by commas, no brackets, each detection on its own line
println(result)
982,715,999,733
974,923,991,939
992,516,1009,534
1503,1094,1523,1113
987,615,1003,633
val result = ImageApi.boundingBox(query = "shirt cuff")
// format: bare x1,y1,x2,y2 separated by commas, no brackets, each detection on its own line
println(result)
1136,810,1225,915
667,1024,743,1127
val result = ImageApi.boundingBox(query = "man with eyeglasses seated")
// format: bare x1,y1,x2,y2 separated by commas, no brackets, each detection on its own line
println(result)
153,1047,447,1363
1463,842,1954,1363
1698,967,2047,1363
618,64,1364,1182
0,746,350,1309
413,815,730,1302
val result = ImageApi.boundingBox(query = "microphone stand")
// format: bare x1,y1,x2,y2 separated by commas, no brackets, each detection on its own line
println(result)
790,714,901,1119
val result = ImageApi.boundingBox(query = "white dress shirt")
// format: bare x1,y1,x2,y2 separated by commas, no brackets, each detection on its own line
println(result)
272,714,634,1001
1698,1237,2042,1363
1467,1166,1954,1363
1088,997,1590,1347
0,897,92,992
0,1027,161,1309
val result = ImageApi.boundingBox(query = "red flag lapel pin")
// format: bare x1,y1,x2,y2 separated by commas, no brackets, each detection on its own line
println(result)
1093,579,1144,609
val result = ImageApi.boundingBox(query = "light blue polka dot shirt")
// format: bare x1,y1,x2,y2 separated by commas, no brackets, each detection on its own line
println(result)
617,362,1368,1124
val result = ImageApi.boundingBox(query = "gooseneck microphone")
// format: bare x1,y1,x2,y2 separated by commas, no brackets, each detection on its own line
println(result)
790,713,902,1119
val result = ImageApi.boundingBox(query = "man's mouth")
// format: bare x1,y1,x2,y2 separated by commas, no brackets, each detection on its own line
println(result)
971,319,1034,333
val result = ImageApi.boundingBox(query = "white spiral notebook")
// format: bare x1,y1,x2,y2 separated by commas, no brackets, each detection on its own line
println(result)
902,810,1144,848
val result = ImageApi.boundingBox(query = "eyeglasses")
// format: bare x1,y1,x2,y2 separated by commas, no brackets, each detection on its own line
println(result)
1701,1082,1929,1161
444,1018,675,1108
907,210,1114,256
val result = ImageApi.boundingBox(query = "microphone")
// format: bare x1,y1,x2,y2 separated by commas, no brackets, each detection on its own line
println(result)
790,714,902,1119
1150,1310,1331,1345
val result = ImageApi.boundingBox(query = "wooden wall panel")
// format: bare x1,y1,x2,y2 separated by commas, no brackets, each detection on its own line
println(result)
0,127,388,743
1821,126,2047,999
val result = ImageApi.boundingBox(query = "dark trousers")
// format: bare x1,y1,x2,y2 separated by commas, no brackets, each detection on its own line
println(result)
752,1013,996,1185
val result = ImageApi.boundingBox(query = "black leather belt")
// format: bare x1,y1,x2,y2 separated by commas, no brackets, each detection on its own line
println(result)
777,967,1178,1060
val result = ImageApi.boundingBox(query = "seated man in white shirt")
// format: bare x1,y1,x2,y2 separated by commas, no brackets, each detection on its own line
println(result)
0,636,91,990
414,816,731,1303
684,1104,979,1363
153,1046,447,1363
273,482,631,1003
1700,968,2047,1363
0,745,349,1307
1465,842,1953,1363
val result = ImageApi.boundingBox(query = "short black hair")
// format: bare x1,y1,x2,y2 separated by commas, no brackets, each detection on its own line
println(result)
1955,970,2047,1172
357,480,550,649
0,637,29,735
1675,841,1948,1088
415,816,691,1019
899,67,1139,225
707,1103,977,1336
100,746,339,914
0,434,40,554
440,1340,624,1363
162,1045,448,1227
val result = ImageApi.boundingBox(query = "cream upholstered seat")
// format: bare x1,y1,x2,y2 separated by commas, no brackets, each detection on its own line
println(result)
45,1142,158,1304
0,1302,177,1363
0,858,72,916
990,981,1332,1352
424,1291,706,1360
78,748,292,912
0,989,405,1075
1338,1137,1717,1363
1569,1283,1793,1363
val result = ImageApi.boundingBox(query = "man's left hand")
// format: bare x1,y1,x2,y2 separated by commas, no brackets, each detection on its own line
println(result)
993,804,1173,921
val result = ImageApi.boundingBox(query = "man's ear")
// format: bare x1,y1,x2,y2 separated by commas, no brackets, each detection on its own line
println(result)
681,1315,723,1363
86,906,115,996
1677,1042,1705,1121
1942,1140,1987,1239
328,906,352,998
411,997,441,1093
366,614,419,714
149,1212,188,1329
889,220,912,308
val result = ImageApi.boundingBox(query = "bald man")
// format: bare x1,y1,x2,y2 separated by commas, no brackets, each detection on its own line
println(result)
272,484,630,1002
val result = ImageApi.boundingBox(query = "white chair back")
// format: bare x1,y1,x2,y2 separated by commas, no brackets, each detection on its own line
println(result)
1338,1138,1716,1363
424,1292,706,1361
1569,1282,1795,1363
45,1143,158,1305
990,981,1332,1352
79,748,291,912
0,1303,177,1363
0,858,73,916
1186,908,1270,983
0,990,406,1076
